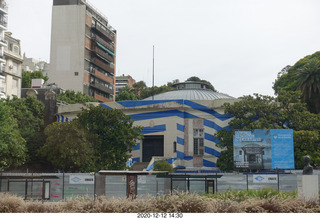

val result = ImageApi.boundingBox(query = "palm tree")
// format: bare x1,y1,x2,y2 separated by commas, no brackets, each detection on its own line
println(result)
295,59,320,113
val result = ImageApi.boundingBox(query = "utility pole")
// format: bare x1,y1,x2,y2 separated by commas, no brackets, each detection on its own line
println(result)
152,45,155,100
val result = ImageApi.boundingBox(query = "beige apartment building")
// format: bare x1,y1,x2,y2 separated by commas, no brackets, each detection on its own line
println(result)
2,32,23,98
0,0,7,98
49,0,117,102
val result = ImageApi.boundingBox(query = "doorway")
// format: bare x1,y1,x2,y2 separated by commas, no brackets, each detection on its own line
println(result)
142,135,164,162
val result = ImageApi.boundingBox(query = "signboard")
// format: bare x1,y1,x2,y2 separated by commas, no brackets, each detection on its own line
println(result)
233,129,294,169
253,174,278,183
69,175,94,184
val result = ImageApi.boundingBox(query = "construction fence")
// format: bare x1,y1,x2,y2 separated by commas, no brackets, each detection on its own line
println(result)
0,171,319,202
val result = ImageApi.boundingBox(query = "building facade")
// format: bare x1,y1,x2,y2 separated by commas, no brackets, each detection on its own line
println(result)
0,0,7,98
22,53,50,77
115,74,136,94
49,0,116,102
2,32,23,98
56,81,237,172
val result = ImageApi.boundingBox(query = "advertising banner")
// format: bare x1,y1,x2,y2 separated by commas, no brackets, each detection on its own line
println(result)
233,129,294,169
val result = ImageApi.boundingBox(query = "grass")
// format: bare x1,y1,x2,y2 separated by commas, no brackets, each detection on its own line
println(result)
0,189,320,213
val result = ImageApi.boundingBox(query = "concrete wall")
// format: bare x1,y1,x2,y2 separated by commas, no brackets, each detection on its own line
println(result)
49,4,86,92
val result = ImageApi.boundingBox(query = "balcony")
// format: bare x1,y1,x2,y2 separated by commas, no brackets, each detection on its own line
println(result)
91,57,114,74
0,1,8,14
0,15,7,29
92,22,115,42
91,34,115,53
92,45,114,63
93,69,114,85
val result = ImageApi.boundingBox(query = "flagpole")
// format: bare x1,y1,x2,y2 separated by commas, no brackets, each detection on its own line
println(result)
152,45,155,100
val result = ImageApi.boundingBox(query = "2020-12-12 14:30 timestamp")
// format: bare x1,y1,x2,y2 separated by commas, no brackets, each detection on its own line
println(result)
137,213,183,218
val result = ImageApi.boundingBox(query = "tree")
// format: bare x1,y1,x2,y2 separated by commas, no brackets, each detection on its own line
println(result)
57,90,98,104
273,51,320,113
153,160,174,173
40,121,95,172
0,101,27,171
215,91,320,171
4,96,45,165
77,105,143,170
294,59,320,113
22,70,49,88
116,86,138,101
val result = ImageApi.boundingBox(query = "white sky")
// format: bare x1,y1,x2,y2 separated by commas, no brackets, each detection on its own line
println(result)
6,0,320,98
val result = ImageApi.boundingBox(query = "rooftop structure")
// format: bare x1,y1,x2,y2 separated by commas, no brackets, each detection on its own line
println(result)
144,81,234,100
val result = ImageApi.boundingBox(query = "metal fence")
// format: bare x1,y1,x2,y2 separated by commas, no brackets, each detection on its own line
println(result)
1,171,319,202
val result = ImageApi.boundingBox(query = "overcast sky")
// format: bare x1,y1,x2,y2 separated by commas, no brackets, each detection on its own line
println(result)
6,0,320,98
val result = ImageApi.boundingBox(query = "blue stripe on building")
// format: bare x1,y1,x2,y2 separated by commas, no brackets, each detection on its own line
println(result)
177,123,185,132
177,137,184,145
133,143,140,150
56,114,60,122
176,151,185,159
203,119,223,131
129,110,184,121
101,103,113,109
132,157,140,163
204,146,221,157
203,159,216,167
141,124,166,134
204,133,220,144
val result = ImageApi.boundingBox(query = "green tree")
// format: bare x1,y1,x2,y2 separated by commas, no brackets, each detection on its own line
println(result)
294,59,320,113
77,105,143,170
116,86,138,101
273,51,320,113
215,91,320,171
40,121,95,172
22,70,49,88
57,90,98,104
4,96,45,165
153,160,174,172
0,101,27,171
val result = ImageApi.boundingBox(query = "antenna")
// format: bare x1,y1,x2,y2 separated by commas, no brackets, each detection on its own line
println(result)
152,45,155,100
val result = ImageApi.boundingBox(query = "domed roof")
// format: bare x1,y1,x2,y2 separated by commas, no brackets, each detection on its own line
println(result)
143,81,234,100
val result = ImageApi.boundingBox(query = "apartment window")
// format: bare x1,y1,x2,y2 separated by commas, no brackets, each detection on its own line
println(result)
13,46,19,55
8,43,13,51
12,62,18,74
193,129,204,155
74,72,79,76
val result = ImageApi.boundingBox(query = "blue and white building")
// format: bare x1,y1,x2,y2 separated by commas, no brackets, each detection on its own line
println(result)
57,81,237,172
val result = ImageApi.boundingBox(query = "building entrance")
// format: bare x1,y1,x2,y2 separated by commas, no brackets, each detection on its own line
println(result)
142,135,164,162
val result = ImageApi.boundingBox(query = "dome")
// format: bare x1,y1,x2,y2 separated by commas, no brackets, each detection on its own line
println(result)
143,81,234,100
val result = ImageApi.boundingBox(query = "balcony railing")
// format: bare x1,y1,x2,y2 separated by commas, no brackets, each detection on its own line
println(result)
0,1,8,13
91,57,114,74
92,22,115,41
0,15,7,28
92,45,114,63
91,34,115,52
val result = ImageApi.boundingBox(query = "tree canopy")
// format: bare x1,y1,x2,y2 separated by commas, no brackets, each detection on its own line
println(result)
40,105,143,172
273,51,320,113
2,96,45,166
215,91,320,171
22,70,49,88
0,101,27,171
40,121,95,172
57,90,98,104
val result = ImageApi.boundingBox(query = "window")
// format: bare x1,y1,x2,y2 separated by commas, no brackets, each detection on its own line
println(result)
13,46,19,55
193,129,204,155
74,72,79,76
12,62,18,74
173,141,177,153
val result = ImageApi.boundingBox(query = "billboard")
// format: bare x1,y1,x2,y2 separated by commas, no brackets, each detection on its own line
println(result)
233,129,294,169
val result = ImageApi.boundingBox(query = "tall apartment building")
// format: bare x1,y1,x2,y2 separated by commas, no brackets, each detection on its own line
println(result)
115,74,136,94
3,32,23,98
0,0,7,98
22,53,50,77
50,0,116,102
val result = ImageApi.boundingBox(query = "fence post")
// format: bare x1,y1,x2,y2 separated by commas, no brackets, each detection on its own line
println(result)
277,169,280,191
62,172,65,200
246,171,249,191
